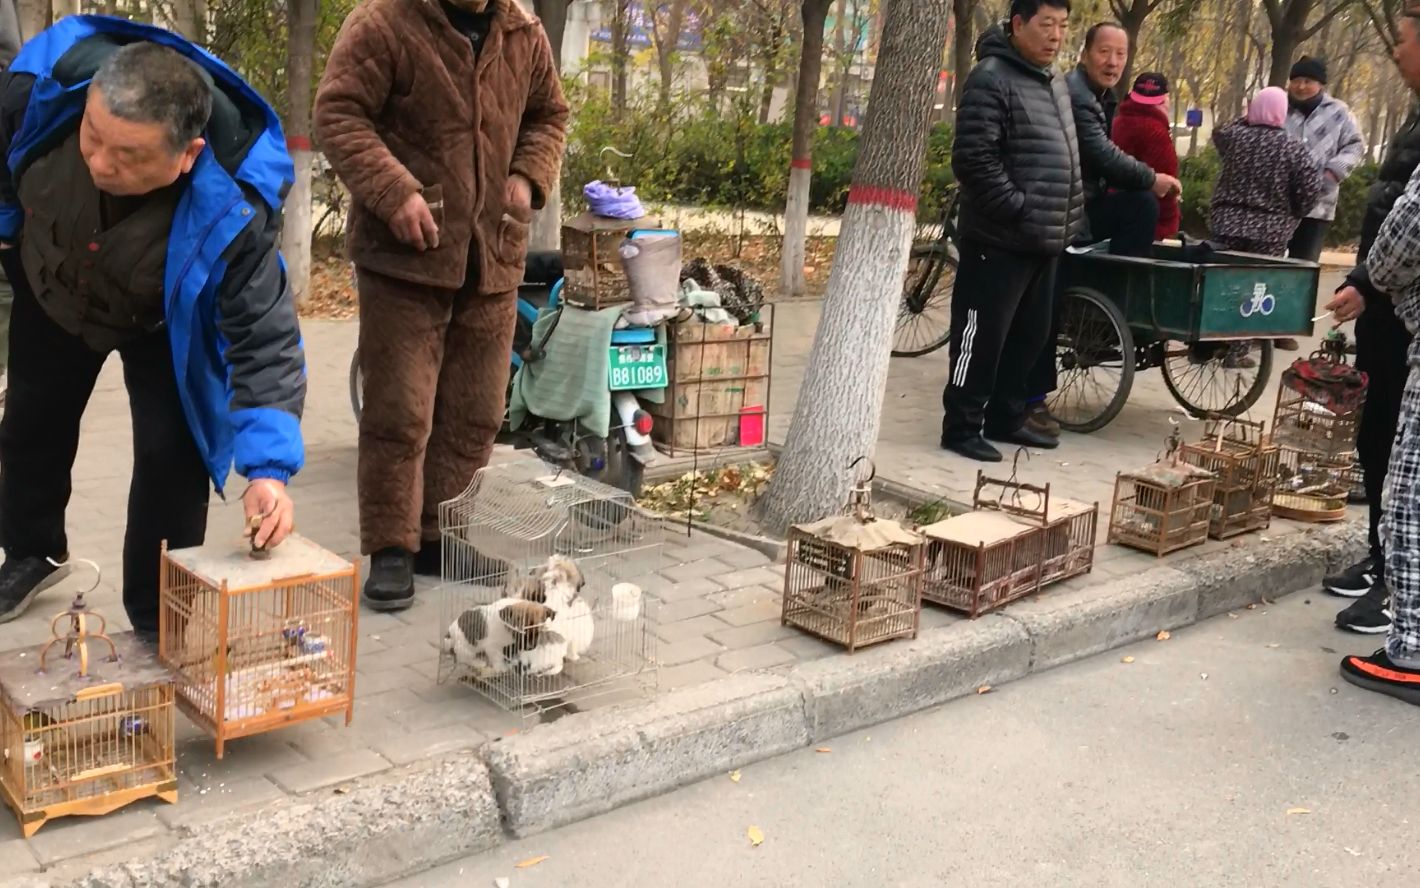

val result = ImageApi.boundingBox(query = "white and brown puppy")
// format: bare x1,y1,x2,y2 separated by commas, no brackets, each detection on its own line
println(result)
540,555,593,662
443,599,559,678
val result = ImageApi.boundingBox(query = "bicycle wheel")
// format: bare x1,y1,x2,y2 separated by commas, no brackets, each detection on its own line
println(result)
1046,287,1136,433
891,244,957,358
1161,339,1274,418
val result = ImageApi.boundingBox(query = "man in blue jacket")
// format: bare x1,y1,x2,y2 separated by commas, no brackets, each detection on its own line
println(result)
0,17,306,641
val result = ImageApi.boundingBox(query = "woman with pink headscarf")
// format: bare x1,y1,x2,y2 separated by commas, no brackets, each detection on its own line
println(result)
1209,86,1325,256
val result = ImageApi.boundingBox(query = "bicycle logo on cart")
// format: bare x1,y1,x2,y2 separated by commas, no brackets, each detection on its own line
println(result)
1240,283,1276,318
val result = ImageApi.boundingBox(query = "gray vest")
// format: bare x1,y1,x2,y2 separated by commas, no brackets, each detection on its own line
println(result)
18,132,180,352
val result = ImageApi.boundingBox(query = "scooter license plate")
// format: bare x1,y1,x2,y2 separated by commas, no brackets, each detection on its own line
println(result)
608,344,668,391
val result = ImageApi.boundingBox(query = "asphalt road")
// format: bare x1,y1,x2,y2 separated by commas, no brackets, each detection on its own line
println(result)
385,587,1420,888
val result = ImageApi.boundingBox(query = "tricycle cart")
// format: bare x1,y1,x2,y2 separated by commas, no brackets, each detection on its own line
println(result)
1046,244,1320,433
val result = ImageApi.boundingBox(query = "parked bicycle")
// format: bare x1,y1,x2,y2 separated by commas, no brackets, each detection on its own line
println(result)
891,186,960,359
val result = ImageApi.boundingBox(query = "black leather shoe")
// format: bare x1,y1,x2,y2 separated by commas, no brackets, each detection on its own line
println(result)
413,538,512,584
941,435,1003,463
363,548,415,612
0,554,69,624
985,426,1061,450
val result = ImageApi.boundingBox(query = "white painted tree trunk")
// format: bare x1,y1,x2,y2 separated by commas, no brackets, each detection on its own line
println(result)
781,164,811,295
531,183,562,251
16,0,45,38
282,0,317,305
51,0,77,20
756,0,952,533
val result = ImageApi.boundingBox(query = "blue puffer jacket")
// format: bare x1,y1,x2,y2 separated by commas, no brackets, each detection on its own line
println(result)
0,15,306,495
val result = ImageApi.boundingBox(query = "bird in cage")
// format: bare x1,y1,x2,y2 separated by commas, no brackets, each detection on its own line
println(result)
443,599,559,678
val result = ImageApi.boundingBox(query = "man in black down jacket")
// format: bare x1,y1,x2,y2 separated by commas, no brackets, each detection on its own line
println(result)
1022,21,1180,437
941,0,1083,463
1317,7,1420,634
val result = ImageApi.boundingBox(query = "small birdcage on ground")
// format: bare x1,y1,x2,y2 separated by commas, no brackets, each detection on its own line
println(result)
1109,426,1218,556
921,512,1043,619
159,535,359,758
971,468,1097,588
438,457,661,717
1178,416,1281,540
1273,446,1352,523
781,459,924,652
1,562,177,837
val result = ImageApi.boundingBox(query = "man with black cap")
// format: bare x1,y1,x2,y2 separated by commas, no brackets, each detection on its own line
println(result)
1285,56,1365,266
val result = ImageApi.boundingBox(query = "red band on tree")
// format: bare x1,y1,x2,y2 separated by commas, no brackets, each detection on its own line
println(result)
846,184,917,214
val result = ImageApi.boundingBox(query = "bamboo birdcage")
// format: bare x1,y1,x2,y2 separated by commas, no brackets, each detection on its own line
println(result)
1,562,177,837
1178,416,1281,540
1109,426,1218,556
438,457,661,718
782,461,924,652
159,535,360,759
971,470,1098,588
1271,340,1367,463
1274,445,1352,523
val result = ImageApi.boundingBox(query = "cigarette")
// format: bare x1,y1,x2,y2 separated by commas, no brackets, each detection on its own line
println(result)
1312,312,1332,322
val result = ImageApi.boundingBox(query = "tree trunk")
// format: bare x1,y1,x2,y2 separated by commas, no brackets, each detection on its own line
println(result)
51,0,78,19
756,0,951,533
951,0,974,117
651,0,690,111
16,0,44,36
1267,0,1321,87
1114,0,1150,94
759,52,779,124
158,0,206,42
610,0,629,118
781,0,832,298
532,0,569,68
282,0,317,307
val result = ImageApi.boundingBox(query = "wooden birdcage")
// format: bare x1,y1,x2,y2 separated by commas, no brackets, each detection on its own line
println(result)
920,509,1044,618
159,535,359,758
1273,446,1351,523
782,462,924,652
1109,427,1217,556
0,565,176,837
1178,417,1281,540
1271,345,1367,464
971,469,1097,588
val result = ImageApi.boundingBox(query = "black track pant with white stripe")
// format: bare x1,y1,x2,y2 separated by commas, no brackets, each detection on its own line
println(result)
940,239,1057,443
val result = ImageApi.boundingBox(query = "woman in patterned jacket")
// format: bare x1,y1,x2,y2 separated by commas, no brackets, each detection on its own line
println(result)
1208,87,1325,257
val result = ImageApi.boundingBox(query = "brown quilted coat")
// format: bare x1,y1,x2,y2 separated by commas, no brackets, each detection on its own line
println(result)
314,0,568,293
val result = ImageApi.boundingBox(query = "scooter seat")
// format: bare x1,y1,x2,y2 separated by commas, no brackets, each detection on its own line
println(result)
611,327,657,346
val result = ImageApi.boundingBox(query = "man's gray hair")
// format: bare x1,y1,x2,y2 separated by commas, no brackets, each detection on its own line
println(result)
91,42,212,154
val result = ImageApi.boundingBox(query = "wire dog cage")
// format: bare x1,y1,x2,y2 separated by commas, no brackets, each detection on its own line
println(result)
159,535,360,758
1,562,177,837
438,457,662,717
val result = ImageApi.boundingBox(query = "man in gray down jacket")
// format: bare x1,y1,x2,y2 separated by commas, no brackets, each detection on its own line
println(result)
1021,20,1181,438
941,0,1083,464
1285,57,1365,267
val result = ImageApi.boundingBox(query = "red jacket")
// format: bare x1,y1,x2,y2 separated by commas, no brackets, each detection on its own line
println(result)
1112,97,1180,239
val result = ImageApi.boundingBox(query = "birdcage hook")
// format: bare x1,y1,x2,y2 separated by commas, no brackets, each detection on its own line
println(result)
600,146,632,187
846,456,876,522
36,558,117,677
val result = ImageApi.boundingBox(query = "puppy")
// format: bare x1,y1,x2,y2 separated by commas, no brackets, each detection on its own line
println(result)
538,555,585,609
443,599,557,679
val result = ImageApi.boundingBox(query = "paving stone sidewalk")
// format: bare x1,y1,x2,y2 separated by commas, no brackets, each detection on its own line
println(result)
0,264,1360,877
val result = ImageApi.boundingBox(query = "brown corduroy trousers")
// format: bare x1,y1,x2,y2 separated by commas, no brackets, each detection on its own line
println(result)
356,268,517,554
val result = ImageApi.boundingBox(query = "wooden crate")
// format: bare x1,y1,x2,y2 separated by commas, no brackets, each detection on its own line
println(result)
920,512,1045,618
0,632,177,837
648,312,773,455
560,212,658,309
159,535,360,758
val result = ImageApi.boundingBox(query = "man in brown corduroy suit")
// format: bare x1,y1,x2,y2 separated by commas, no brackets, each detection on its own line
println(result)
315,0,568,611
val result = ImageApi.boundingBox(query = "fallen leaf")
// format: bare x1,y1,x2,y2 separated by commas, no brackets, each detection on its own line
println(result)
729,770,742,783
1267,643,1280,649
1156,631,1171,641
1287,808,1312,816
516,856,549,869
1200,672,1209,680
815,747,832,753
747,826,765,847
1121,656,1136,664
333,786,349,795
976,685,993,695
1344,847,1363,857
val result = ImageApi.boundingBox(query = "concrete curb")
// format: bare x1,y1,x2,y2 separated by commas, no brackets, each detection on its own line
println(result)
15,520,1366,887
